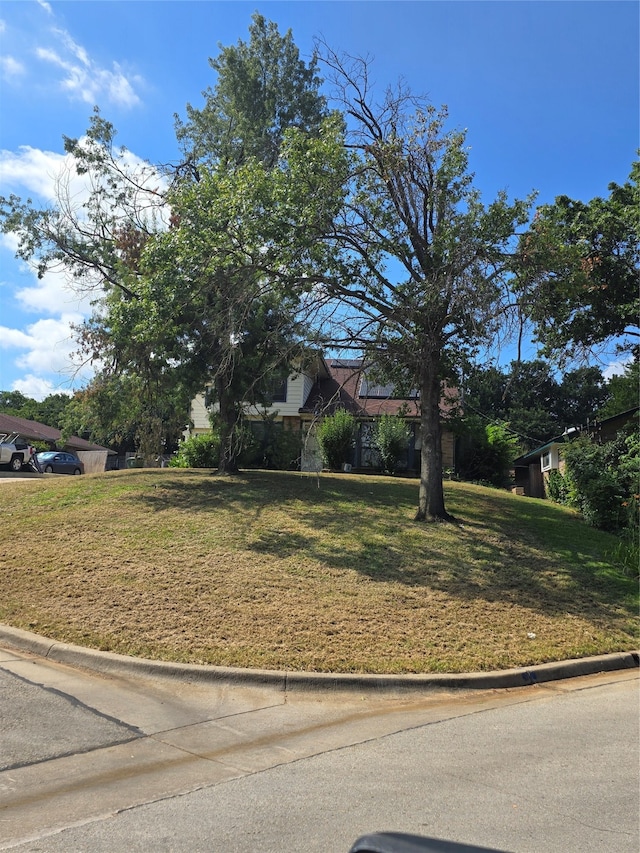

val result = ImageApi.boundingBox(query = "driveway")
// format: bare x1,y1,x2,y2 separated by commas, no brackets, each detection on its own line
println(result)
1,640,638,853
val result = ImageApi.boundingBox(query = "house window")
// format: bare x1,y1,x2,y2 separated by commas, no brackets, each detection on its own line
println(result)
541,447,557,472
359,373,418,399
270,377,287,403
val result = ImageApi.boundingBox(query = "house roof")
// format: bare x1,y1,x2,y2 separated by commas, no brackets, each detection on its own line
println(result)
514,406,640,466
299,359,459,419
0,413,112,453
514,436,567,465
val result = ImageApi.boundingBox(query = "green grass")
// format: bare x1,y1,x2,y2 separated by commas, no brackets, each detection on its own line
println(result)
0,468,637,673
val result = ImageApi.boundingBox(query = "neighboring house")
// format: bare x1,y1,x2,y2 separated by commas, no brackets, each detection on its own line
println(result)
188,356,459,474
0,414,115,474
513,406,639,499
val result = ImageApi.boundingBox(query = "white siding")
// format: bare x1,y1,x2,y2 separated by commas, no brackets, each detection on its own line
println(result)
189,393,211,434
188,371,312,437
245,373,308,418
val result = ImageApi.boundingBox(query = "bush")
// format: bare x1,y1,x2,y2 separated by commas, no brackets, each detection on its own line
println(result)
561,436,626,532
456,417,520,488
240,417,302,470
373,414,410,474
317,409,356,469
546,469,569,503
169,432,220,468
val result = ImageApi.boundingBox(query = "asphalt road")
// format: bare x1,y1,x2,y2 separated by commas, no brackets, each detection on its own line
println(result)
1,640,638,853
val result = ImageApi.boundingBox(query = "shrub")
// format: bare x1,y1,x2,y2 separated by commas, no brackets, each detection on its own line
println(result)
317,409,356,469
373,414,410,474
169,432,220,468
456,417,520,488
560,435,629,532
240,417,302,470
546,468,569,503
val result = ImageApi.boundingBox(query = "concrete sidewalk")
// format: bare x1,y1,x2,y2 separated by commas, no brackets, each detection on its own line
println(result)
1,632,638,852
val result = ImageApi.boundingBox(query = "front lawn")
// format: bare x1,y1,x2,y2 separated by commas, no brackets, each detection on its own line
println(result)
1,469,636,672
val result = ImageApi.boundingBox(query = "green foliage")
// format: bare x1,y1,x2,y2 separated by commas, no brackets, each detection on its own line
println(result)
456,416,520,488
549,428,639,533
317,409,356,469
0,390,72,428
169,432,220,468
485,423,520,488
61,372,189,458
462,360,609,450
176,12,328,168
240,416,302,470
546,469,569,504
373,414,410,474
598,357,639,419
519,159,639,359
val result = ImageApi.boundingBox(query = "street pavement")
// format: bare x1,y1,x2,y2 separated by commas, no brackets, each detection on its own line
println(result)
0,637,638,853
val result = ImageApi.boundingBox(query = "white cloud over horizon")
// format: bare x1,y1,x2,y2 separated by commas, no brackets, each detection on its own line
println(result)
0,314,92,397
11,374,73,401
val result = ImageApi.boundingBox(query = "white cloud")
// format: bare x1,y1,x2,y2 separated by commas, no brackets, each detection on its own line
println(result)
0,315,91,397
15,263,97,316
0,55,26,79
0,140,168,398
604,358,634,380
36,27,143,108
0,146,68,201
36,1,53,15
11,374,72,401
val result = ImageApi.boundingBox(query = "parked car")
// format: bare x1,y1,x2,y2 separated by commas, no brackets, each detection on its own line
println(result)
0,433,36,471
36,451,85,475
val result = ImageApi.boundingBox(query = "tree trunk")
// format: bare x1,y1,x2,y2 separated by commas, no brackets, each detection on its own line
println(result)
216,378,239,474
415,353,454,522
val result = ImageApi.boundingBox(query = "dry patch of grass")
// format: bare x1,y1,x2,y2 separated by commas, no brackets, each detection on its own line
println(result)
1,469,636,673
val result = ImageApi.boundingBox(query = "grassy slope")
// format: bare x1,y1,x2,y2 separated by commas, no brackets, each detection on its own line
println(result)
1,469,637,673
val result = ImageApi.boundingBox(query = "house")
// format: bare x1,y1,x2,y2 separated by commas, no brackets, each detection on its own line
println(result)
0,413,115,474
513,406,639,499
188,356,459,474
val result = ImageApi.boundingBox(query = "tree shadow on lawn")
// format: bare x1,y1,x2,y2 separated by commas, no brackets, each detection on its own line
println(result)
127,471,636,626
280,506,636,627
127,469,422,516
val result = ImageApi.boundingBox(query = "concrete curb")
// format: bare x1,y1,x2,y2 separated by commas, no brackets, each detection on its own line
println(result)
1,624,637,692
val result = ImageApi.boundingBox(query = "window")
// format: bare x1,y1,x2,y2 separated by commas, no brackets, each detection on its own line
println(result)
541,447,557,472
270,377,287,403
359,375,418,399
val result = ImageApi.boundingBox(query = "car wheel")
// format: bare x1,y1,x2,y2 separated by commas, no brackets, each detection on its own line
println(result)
10,455,23,472
44,465,54,474
73,468,81,475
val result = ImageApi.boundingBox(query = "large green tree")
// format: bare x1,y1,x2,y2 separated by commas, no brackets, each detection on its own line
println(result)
175,12,327,169
314,49,532,520
60,371,190,458
0,16,333,468
156,14,334,470
518,160,639,362
461,360,609,452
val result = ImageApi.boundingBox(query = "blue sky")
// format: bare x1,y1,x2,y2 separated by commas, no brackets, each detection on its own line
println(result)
0,0,638,399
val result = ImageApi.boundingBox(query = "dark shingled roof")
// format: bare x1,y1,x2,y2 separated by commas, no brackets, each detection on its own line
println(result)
300,360,459,419
0,413,112,452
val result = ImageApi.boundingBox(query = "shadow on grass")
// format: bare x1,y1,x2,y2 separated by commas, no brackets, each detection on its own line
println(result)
124,470,636,625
